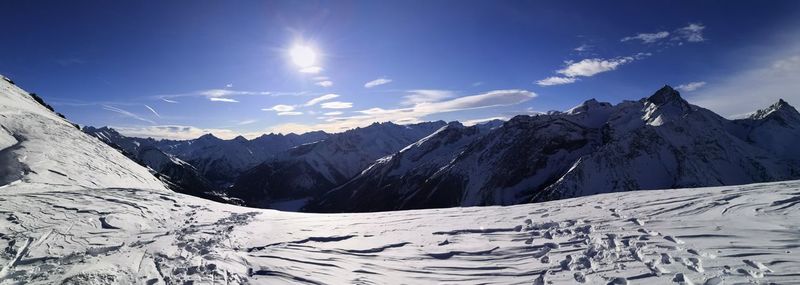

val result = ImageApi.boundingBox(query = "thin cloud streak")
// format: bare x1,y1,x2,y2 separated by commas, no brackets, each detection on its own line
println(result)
304,94,339,106
320,101,353,109
209,97,239,103
364,78,392,88
102,105,155,124
144,104,160,117
676,81,707,92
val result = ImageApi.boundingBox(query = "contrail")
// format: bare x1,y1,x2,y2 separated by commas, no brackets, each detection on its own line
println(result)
144,104,161,118
102,105,155,124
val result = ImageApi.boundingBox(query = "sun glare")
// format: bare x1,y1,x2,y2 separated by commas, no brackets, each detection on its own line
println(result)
290,45,317,68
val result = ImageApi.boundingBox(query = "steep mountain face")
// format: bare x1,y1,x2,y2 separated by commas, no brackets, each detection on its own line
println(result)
0,76,165,190
229,121,447,209
308,122,497,212
309,86,800,212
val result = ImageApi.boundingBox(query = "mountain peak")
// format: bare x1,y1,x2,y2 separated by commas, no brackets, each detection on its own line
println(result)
198,133,220,140
645,85,686,106
748,98,800,121
567,98,612,115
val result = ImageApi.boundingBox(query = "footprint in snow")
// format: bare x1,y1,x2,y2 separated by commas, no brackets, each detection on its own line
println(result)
664,235,685,244
607,277,628,285
672,273,694,285
743,259,773,273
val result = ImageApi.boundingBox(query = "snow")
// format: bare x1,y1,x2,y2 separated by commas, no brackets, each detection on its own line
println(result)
2,178,799,284
0,77,165,191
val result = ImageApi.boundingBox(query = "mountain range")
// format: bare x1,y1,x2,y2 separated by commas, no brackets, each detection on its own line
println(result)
79,86,800,213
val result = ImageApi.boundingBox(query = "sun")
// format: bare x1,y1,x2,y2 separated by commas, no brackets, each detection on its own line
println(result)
289,45,317,68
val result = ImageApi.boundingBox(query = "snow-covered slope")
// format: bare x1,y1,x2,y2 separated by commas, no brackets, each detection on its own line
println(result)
230,121,447,209
2,176,798,284
0,76,165,190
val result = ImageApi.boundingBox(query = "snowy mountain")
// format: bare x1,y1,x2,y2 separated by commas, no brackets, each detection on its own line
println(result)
83,126,328,187
2,76,800,284
83,126,231,203
309,121,502,212
730,99,800,162
230,121,447,209
152,131,327,186
310,86,800,212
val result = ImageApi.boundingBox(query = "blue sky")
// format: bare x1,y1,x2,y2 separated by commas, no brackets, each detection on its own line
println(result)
2,1,799,139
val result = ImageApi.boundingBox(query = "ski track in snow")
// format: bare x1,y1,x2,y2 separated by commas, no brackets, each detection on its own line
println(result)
1,180,799,284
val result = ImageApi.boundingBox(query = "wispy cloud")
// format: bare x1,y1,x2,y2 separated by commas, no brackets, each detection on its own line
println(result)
113,125,256,140
144,104,160,117
316,80,333,87
537,53,649,86
574,44,593,52
299,66,323,74
321,101,353,109
621,31,670,43
263,104,296,112
402,90,455,105
536,76,577,86
323,111,343,116
156,89,272,102
675,81,707,92
269,89,536,133
278,111,304,116
304,94,339,106
364,77,392,88
209,97,239,103
674,23,706,42
102,105,155,124
558,56,636,77
236,119,258,125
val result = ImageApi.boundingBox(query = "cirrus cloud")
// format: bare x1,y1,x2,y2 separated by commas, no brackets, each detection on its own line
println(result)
321,101,353,109
304,94,339,106
262,104,295,112
364,77,392,88
209,97,239,103
316,80,333,87
675,81,707,92
621,31,670,43
268,89,536,133
536,76,577,86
